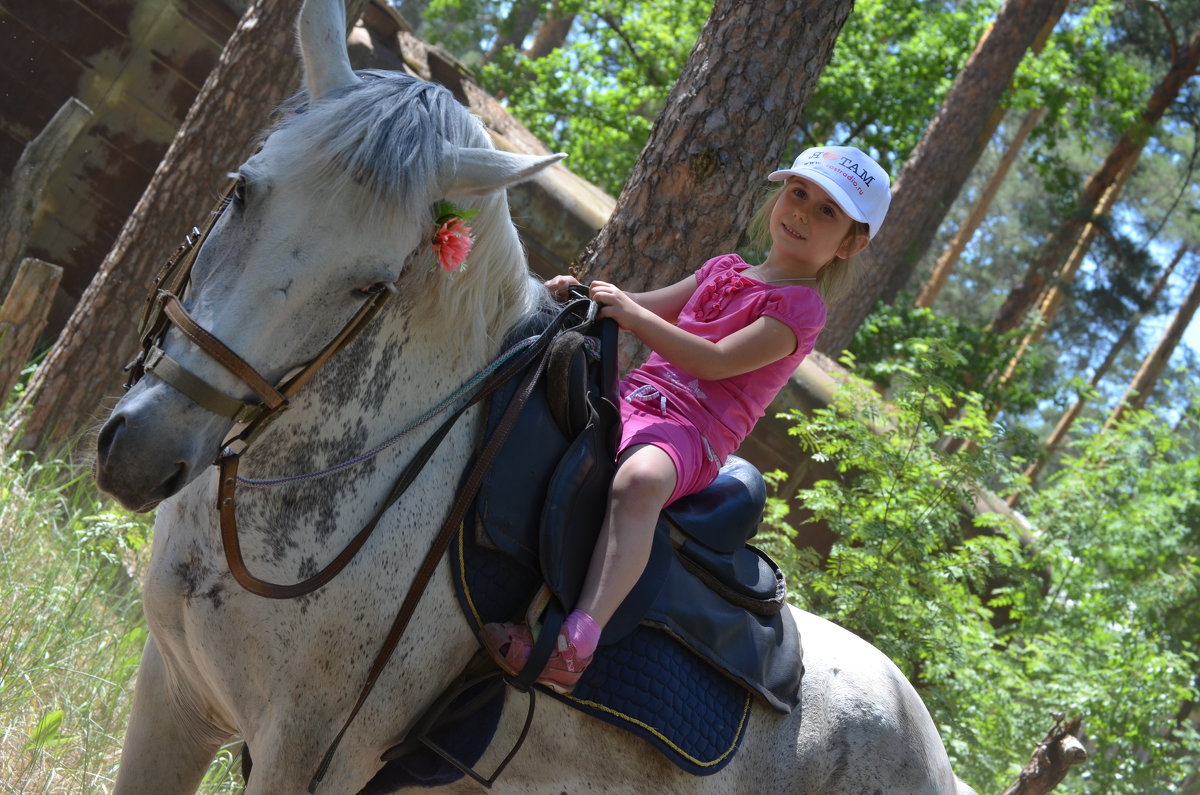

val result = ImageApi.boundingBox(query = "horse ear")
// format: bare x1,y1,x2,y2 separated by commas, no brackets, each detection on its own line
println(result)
443,149,567,197
298,0,360,100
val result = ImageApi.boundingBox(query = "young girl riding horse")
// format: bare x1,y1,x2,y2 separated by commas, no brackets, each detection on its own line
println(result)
483,146,892,693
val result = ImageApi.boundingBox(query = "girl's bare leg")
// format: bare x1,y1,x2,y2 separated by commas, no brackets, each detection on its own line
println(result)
575,444,677,627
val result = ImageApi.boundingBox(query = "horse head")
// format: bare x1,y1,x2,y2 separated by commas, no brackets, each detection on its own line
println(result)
95,0,561,511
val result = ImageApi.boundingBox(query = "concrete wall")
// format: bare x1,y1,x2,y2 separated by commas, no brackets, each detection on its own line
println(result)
2,0,247,334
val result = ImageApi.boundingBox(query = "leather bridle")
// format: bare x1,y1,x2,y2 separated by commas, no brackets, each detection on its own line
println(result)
126,188,593,791
125,181,399,452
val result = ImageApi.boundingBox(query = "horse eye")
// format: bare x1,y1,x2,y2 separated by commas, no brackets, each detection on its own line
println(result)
233,177,248,204
356,282,396,297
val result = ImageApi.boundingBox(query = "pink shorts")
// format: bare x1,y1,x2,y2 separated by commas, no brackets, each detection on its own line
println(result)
617,384,721,505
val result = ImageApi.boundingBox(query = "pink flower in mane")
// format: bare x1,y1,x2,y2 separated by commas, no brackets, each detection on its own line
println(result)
433,217,472,272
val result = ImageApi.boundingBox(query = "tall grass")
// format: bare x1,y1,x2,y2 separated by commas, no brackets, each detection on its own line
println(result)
0,447,148,792
0,434,243,792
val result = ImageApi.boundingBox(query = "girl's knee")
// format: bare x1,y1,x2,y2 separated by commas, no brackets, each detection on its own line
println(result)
612,446,677,503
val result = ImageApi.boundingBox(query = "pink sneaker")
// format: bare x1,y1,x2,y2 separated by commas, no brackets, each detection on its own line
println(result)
479,622,593,695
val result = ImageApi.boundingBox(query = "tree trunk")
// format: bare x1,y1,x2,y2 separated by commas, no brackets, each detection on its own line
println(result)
1107,266,1200,427
0,97,92,297
578,0,855,366
818,0,1069,356
990,26,1200,335
0,258,63,404
483,0,543,64
526,3,575,60
1000,715,1088,795
915,106,1045,309
994,155,1138,391
1018,242,1187,495
6,0,371,451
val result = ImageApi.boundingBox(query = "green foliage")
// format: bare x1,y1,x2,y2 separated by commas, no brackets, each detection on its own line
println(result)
1014,0,1153,142
801,0,1000,172
1010,2,1153,215
1008,409,1200,791
848,300,1051,422
423,0,711,193
762,359,1200,793
769,359,1029,671
421,0,505,58
0,451,146,789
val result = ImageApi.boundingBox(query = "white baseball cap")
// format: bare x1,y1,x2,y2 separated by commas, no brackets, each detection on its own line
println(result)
768,146,891,238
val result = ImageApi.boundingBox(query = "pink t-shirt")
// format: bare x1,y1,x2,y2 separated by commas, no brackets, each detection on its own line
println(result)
622,253,826,462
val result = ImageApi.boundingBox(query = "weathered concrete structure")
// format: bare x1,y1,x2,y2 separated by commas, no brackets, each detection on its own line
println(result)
2,0,251,333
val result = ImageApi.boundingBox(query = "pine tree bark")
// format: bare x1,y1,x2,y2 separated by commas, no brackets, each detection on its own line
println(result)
915,106,1045,309
818,0,1069,356
526,3,575,60
1108,265,1200,426
577,0,855,365
6,0,371,451
990,26,1200,335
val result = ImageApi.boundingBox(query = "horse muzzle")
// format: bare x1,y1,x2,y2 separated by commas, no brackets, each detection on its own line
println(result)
95,382,227,512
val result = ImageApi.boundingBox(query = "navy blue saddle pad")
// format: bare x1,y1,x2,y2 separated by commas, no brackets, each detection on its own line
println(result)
371,313,801,788
453,512,754,775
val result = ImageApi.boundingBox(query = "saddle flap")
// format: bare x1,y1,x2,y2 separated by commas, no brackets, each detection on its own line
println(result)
664,456,766,554
539,420,614,607
475,376,570,569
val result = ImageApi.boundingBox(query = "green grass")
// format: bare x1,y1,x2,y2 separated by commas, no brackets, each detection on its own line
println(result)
0,447,244,793
0,449,146,792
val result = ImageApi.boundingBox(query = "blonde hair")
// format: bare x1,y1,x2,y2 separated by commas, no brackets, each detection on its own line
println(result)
744,184,870,305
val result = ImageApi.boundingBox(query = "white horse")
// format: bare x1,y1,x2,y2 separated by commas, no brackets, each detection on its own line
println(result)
94,1,978,792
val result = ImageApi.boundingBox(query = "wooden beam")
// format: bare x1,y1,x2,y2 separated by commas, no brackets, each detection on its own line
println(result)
0,97,92,297
0,258,64,406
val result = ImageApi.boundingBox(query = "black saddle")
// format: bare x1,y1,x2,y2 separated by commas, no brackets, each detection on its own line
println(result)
471,303,801,710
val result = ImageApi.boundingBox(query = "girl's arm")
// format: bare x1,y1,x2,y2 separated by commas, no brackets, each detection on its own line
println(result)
589,280,798,381
544,273,696,323
622,275,696,323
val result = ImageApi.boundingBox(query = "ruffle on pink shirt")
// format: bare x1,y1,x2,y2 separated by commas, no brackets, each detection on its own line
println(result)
692,271,756,322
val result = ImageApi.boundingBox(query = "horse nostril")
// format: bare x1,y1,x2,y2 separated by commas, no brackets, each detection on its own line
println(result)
96,415,126,465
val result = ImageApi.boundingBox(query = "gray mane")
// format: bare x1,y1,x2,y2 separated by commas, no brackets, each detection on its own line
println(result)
269,70,543,349
275,71,488,214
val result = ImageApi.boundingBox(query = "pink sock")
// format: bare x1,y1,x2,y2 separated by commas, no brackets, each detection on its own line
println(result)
562,609,601,658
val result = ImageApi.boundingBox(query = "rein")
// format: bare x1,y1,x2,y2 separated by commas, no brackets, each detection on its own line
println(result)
129,196,596,790
218,308,577,601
